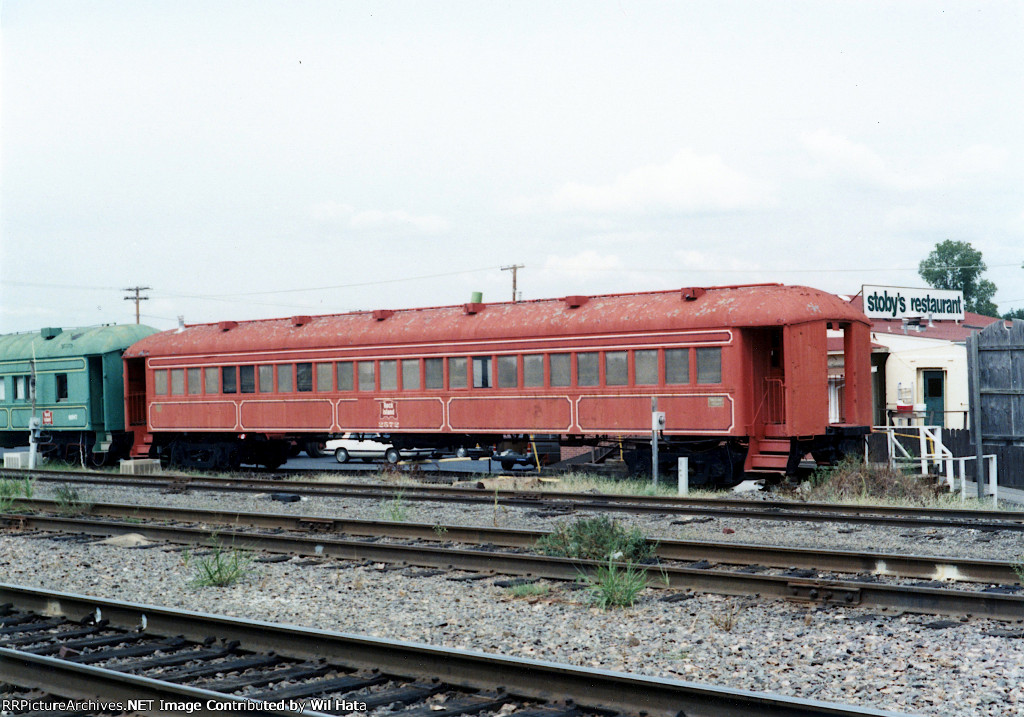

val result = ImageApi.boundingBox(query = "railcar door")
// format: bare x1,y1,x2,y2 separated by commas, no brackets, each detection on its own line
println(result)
748,328,785,430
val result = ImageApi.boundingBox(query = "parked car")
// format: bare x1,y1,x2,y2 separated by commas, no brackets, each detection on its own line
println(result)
326,434,434,464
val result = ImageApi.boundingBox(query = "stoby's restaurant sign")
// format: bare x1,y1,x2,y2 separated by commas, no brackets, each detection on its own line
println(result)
862,285,964,320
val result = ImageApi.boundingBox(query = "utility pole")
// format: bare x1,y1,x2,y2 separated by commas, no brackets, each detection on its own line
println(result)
501,264,524,302
123,286,151,324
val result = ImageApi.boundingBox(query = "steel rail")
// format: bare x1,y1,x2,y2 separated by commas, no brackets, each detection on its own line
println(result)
10,498,1021,584
4,513,1023,621
0,584,907,717
9,467,1024,530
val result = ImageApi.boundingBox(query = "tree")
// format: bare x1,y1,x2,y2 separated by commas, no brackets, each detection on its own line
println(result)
918,240,998,316
1003,307,1024,321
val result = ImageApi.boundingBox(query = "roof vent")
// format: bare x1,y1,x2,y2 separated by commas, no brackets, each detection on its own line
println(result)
463,303,485,315
681,287,706,301
562,295,589,308
291,315,312,327
40,327,61,340
372,310,395,321
218,321,238,332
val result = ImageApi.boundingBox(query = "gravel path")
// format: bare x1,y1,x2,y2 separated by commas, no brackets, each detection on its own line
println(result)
2,479,1023,716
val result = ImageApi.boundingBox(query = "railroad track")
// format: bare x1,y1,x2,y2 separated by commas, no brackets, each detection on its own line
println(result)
7,467,1024,531
3,506,1023,622
0,584,905,717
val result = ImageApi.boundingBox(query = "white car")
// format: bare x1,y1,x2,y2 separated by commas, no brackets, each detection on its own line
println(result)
325,434,433,464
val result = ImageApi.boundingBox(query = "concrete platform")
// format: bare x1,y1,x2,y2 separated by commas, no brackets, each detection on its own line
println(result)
119,458,162,475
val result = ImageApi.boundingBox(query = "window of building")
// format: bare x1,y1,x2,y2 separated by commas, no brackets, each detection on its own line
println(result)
239,365,256,394
472,356,492,388
187,368,201,395
154,371,168,396
424,358,443,389
524,354,544,388
296,363,313,392
605,351,627,386
277,365,292,393
358,361,375,391
550,354,570,387
222,366,237,394
55,373,69,402
665,349,689,385
635,350,658,385
258,365,274,393
448,357,467,389
380,360,398,391
171,369,185,396
337,362,353,391
696,347,722,384
402,359,420,390
205,367,219,394
576,352,598,387
497,355,518,388
316,363,333,392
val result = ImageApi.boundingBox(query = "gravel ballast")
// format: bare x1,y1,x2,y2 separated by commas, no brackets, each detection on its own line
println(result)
1,478,1022,716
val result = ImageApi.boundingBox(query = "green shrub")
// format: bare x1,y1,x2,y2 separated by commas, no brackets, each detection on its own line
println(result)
537,515,655,562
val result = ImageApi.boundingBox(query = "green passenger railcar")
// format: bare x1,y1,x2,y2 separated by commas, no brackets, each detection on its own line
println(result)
0,324,157,464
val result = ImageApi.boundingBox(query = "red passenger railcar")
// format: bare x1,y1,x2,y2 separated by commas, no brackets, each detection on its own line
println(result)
123,284,871,485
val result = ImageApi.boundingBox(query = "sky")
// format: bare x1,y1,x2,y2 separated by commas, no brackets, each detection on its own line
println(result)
2,1,1022,333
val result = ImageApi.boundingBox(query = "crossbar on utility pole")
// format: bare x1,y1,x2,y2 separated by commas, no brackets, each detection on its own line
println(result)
123,286,151,324
501,264,524,302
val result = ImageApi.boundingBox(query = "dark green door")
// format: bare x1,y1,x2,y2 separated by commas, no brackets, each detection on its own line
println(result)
922,370,944,427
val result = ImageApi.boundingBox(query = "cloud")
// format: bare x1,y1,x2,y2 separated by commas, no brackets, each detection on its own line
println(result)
802,130,1006,191
541,250,624,281
311,202,450,234
541,149,771,214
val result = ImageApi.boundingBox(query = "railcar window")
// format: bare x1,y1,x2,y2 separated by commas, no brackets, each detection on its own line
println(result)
171,369,185,396
402,359,420,391
358,361,375,391
549,354,570,387
205,367,219,394
316,363,333,392
524,354,544,387
577,352,598,387
605,351,627,386
424,358,443,389
380,360,398,391
696,347,722,384
154,371,168,396
635,350,658,385
497,355,518,388
0,379,5,401
187,368,202,395
277,365,292,393
665,349,689,385
472,356,492,388
55,374,69,402
448,357,467,389
296,363,313,392
258,365,274,393
240,365,256,394
337,362,354,391
222,367,237,394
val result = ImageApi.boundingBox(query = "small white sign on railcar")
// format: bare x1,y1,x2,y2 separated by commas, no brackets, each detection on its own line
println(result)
862,285,964,321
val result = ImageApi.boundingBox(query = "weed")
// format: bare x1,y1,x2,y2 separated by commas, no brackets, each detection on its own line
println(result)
711,603,740,632
190,545,253,587
507,582,551,598
379,491,411,522
0,478,33,511
579,558,648,609
54,485,92,515
801,456,946,506
1012,558,1024,584
537,515,655,562
432,524,448,538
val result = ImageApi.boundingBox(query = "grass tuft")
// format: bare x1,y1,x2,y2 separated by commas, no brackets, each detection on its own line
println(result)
579,559,648,609
507,582,551,599
537,515,655,562
54,485,92,515
800,456,948,506
0,478,34,512
378,491,412,522
189,545,253,587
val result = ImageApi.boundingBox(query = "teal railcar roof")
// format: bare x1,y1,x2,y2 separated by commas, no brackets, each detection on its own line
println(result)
0,325,158,362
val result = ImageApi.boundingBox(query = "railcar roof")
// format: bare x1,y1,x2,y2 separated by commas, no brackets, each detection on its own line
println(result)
125,285,869,358
0,325,158,362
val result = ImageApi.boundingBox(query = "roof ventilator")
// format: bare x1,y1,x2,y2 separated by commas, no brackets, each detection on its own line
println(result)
291,316,311,327
681,287,706,301
373,310,394,321
218,321,238,332
40,327,61,340
562,295,589,308
463,303,485,315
